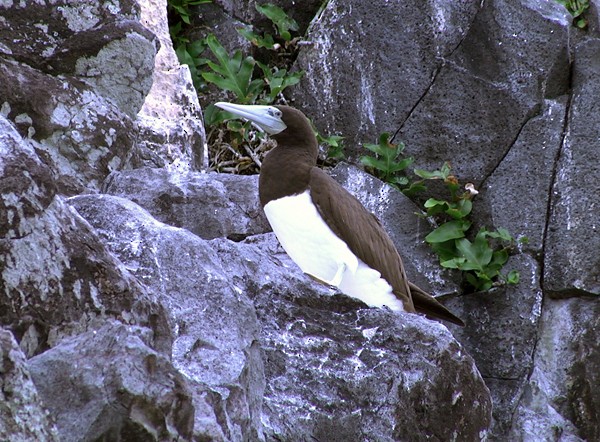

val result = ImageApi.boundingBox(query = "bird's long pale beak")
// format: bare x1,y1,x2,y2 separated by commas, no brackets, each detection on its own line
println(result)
214,102,287,135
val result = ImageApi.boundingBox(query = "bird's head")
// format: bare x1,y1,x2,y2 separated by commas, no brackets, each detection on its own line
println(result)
214,102,288,135
214,102,318,164
214,102,314,141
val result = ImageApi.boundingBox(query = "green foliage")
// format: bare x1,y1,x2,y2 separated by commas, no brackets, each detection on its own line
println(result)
167,2,322,173
556,0,590,28
168,0,211,25
237,3,300,48
360,133,414,190
317,132,345,160
415,162,519,292
201,34,264,103
256,3,299,41
257,62,304,101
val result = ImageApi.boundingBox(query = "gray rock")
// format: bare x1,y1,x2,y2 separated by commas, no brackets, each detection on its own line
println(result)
509,296,600,441
399,0,570,182
443,254,542,438
472,98,568,254
0,59,136,194
289,0,480,158
27,320,194,442
71,192,492,441
330,162,461,296
212,235,492,441
0,328,59,441
103,167,270,240
0,116,171,357
445,254,542,380
136,0,206,172
0,0,157,118
68,194,265,441
544,38,600,297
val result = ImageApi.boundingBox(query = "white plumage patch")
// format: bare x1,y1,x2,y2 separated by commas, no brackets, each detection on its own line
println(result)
263,190,405,311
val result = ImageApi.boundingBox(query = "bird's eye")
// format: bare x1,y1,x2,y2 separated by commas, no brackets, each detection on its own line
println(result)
268,108,282,118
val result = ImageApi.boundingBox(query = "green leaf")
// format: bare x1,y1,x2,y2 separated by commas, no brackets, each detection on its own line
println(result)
483,227,513,242
425,219,471,243
402,181,427,197
430,240,458,263
414,168,445,180
466,272,493,291
455,237,493,270
446,199,472,219
256,3,299,41
237,28,276,49
506,270,520,285
440,257,467,269
203,104,229,126
202,34,261,102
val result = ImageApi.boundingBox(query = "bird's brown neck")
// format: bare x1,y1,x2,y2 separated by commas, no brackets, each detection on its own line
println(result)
259,143,315,206
258,106,319,206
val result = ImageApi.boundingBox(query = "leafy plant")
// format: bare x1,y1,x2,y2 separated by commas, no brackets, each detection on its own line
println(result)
360,133,414,188
415,162,520,291
237,3,300,49
318,132,345,160
167,0,212,91
168,0,211,25
201,34,264,103
556,0,590,28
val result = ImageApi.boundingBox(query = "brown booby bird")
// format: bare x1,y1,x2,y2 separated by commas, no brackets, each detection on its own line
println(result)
215,102,464,326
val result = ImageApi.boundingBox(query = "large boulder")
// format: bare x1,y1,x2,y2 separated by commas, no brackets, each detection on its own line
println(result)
70,193,493,441
0,115,171,357
69,194,265,441
27,320,194,442
102,167,270,240
0,328,59,441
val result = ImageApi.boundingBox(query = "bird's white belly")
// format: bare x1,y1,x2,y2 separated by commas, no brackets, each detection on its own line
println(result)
263,191,404,311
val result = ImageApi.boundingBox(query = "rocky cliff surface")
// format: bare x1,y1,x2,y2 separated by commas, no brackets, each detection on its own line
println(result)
1,0,599,441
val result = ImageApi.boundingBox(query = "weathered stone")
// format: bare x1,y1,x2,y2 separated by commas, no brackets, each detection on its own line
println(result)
330,162,461,297
27,320,194,442
102,167,270,240
0,117,171,357
0,328,59,441
442,254,541,379
214,234,492,441
137,0,206,171
0,0,157,118
472,98,568,254
544,38,600,297
68,194,265,441
0,60,136,194
509,297,600,441
0,0,141,70
443,255,542,439
290,0,480,158
399,0,570,182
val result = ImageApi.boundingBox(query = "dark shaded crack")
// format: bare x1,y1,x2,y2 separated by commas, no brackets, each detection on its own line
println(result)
389,63,442,144
483,375,521,382
539,63,574,296
478,105,540,190
390,0,485,143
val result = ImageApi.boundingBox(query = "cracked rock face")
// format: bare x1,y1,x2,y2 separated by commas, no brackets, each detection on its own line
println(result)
0,328,59,441
27,320,194,442
70,191,492,441
2,0,600,440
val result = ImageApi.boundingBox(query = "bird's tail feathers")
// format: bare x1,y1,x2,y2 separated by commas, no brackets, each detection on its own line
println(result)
408,282,465,327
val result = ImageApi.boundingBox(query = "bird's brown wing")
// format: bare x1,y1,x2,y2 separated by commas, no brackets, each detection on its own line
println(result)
309,168,414,311
309,168,464,326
